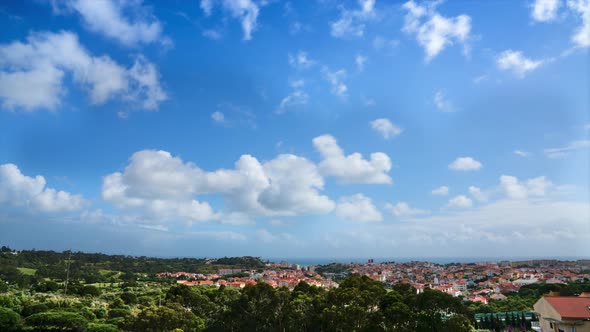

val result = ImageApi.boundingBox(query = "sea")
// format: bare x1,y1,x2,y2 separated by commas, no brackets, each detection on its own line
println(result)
262,256,589,266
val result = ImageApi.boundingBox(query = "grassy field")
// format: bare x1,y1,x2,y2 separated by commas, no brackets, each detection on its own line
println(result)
17,267,37,276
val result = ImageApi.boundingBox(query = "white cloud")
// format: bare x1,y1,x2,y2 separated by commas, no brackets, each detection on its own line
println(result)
269,219,286,226
373,36,400,54
402,0,471,61
201,0,214,16
355,54,368,72
336,194,382,222
532,0,562,22
0,31,166,111
468,186,488,202
313,134,392,184
256,228,299,244
62,0,169,47
449,157,482,171
322,67,348,97
370,118,402,139
434,90,455,112
544,140,590,158
211,102,256,128
277,90,308,114
330,0,376,38
473,75,488,84
385,201,428,216
202,29,222,40
567,0,590,48
447,195,473,208
102,148,337,225
211,111,225,123
496,50,543,78
258,154,335,215
288,51,315,70
514,149,532,157
499,175,552,200
527,176,553,196
0,163,86,213
431,186,449,196
201,0,260,40
127,56,167,110
102,150,216,224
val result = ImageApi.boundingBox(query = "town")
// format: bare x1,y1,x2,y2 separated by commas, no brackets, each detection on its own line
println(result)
157,258,590,302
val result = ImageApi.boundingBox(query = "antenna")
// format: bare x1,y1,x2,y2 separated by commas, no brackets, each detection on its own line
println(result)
64,250,72,297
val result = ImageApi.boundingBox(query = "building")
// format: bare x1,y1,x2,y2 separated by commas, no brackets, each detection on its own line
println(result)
533,293,590,332
452,280,467,292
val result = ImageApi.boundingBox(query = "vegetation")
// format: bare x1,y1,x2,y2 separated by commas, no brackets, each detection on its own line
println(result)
1,247,587,331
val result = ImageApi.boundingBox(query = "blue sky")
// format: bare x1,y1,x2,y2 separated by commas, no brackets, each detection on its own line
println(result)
0,0,589,259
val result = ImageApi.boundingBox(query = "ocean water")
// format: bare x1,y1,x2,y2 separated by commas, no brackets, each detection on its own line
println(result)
264,256,589,266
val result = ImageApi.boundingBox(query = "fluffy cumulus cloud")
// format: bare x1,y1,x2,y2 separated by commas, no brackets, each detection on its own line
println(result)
370,118,402,139
0,31,166,111
532,0,562,21
468,186,488,202
402,0,471,61
431,186,449,196
102,148,336,225
102,150,216,224
330,0,376,38
496,50,543,78
567,0,590,48
544,140,590,158
385,202,428,217
58,0,169,47
336,194,382,222
499,175,552,200
447,195,472,208
201,0,260,40
317,178,589,257
101,135,394,226
448,157,482,171
529,0,590,48
0,163,86,213
257,154,335,215
313,134,392,184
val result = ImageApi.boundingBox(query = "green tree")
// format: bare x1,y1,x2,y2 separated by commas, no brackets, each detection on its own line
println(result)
441,315,472,332
414,288,468,332
0,307,21,332
122,303,205,332
321,275,386,331
0,279,8,292
87,323,119,332
25,311,88,332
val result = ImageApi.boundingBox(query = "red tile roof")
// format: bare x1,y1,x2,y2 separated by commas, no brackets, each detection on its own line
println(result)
545,296,590,319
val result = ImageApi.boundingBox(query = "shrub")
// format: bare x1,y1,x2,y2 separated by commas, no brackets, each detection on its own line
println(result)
25,311,88,332
87,323,119,332
0,307,21,332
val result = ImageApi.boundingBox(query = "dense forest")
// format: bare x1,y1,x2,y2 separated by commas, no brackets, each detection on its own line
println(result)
1,247,589,331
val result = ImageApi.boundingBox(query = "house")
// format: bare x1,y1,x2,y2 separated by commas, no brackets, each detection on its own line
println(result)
533,293,590,332
452,280,467,292
469,295,488,305
490,293,508,301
